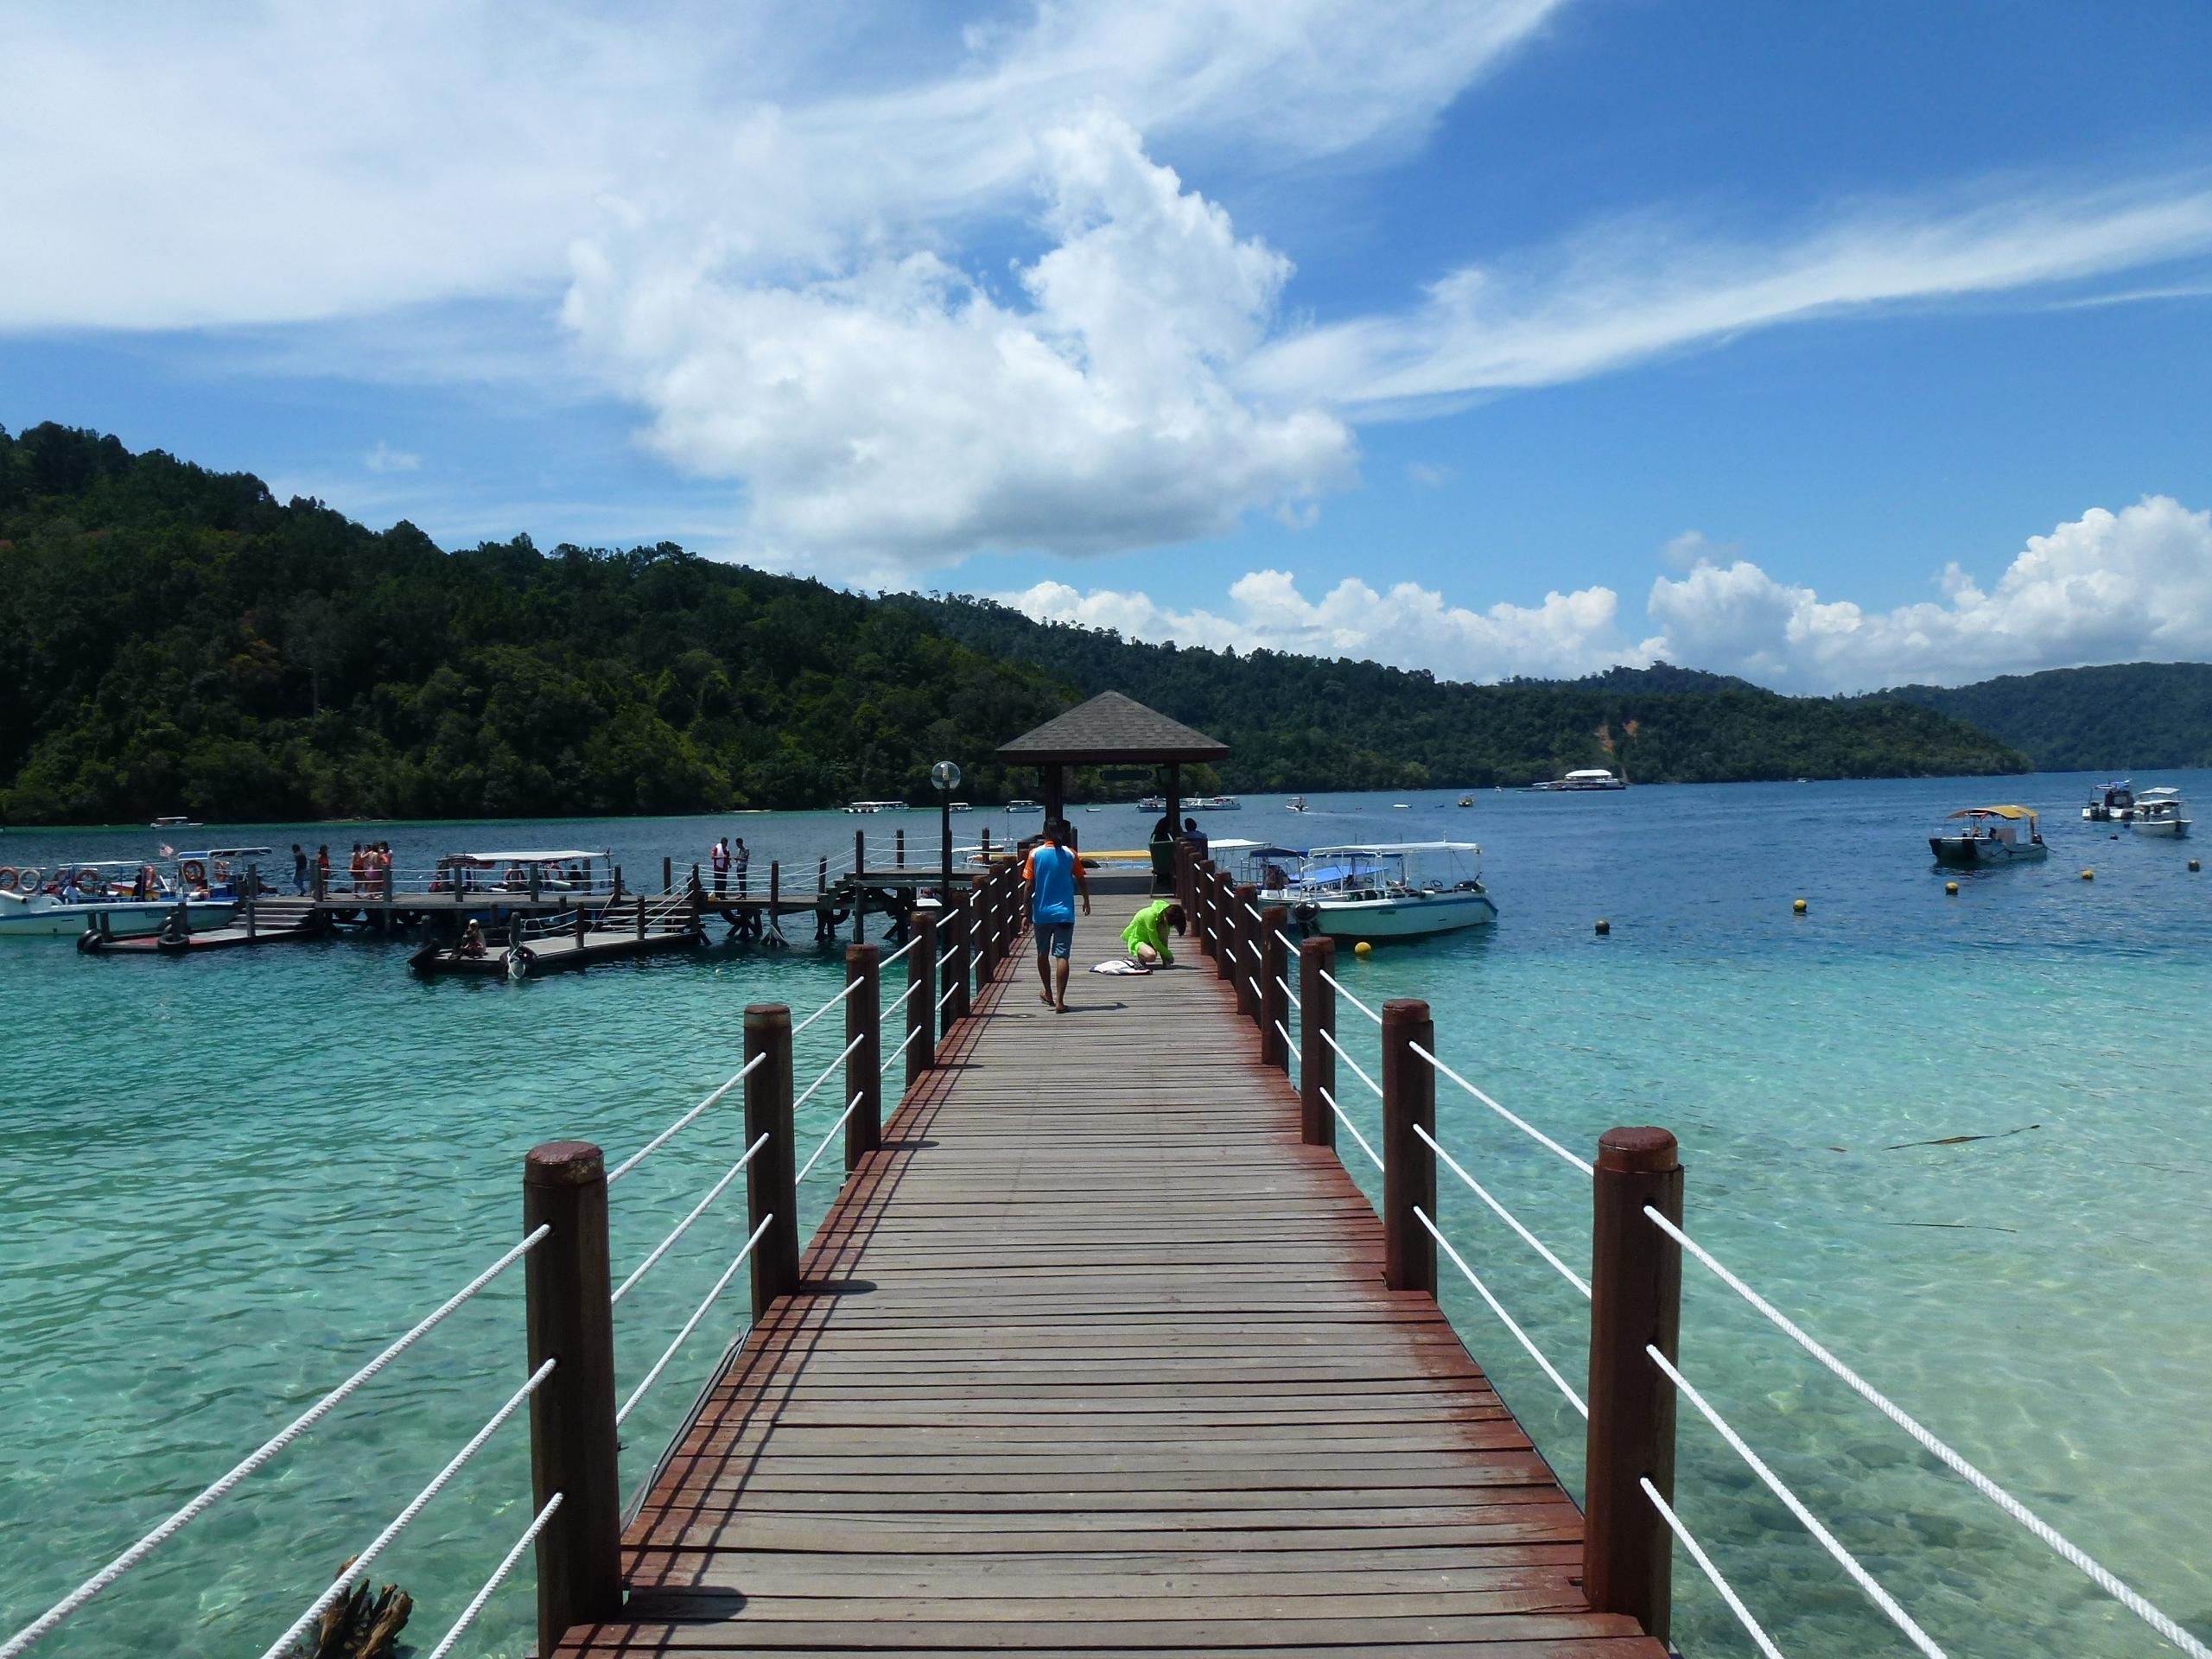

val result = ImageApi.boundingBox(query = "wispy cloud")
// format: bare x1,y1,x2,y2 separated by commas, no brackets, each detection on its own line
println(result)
363,441,420,474
1243,180,2212,414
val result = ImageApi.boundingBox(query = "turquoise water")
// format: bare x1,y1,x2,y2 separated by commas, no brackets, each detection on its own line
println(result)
3,780,2208,1656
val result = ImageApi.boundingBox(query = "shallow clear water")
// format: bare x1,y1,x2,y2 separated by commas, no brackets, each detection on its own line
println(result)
2,780,2207,1657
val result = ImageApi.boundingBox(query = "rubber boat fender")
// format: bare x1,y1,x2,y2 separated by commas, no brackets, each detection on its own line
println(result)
506,944,535,980
75,926,103,953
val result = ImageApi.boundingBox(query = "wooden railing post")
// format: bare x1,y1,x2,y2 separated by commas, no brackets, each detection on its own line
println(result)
896,827,906,868
523,1140,620,1659
1300,937,1336,1145
574,903,586,945
1260,906,1291,1071
743,1005,798,1322
1380,999,1436,1294
971,871,995,982
1232,882,1262,1022
907,910,937,1083
943,890,970,1034
1584,1128,1683,1645
845,944,881,1171
662,855,672,894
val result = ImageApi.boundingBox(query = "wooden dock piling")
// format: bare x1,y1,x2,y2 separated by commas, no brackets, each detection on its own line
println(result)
743,1006,798,1323
906,909,937,1084
1585,1128,1684,1643
844,944,880,1171
1300,935,1336,1147
1381,997,1437,1295
1260,904,1289,1071
521,1140,620,1659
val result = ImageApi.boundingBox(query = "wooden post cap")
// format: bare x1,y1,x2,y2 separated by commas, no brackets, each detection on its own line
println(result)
524,1141,605,1185
1382,997,1431,1023
1597,1127,1679,1174
846,942,878,967
746,1003,791,1028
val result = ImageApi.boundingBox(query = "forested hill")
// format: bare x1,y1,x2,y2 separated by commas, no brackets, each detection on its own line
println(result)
1877,664,2212,771
0,423,2024,825
889,595,2027,790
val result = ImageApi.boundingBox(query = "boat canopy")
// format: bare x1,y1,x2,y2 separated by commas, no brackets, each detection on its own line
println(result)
1307,842,1484,855
170,845,275,860
1199,837,1265,853
454,849,604,864
2137,786,2182,800
1943,806,2036,822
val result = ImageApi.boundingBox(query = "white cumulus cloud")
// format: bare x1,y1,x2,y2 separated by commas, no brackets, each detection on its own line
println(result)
1645,495,2212,690
1005,567,1636,681
564,111,1353,571
1001,497,2212,692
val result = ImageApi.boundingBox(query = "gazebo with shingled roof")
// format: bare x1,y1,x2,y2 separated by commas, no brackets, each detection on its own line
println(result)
995,690,1229,833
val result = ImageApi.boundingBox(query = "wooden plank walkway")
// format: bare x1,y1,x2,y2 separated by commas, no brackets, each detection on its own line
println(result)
560,893,1663,1657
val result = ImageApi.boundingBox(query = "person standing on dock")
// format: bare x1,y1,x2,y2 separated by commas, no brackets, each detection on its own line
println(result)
733,837,750,897
1024,817,1090,1013
347,843,365,894
291,844,308,895
710,837,730,898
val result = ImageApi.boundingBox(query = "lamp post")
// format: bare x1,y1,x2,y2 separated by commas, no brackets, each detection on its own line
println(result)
931,760,962,909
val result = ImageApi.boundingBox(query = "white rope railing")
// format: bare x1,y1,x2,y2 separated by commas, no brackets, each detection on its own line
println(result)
1275,973,1301,1009
790,976,861,1038
792,1032,866,1117
607,1052,766,1186
1645,1207,2212,1658
419,1491,563,1659
616,1211,774,1427
1319,1027,1382,1100
610,1133,770,1306
1318,1085,1382,1172
797,1091,868,1185
1414,1123,1589,1297
1649,1344,1945,1658
881,1025,922,1074
885,979,918,1015
251,1357,556,1659
1409,1040,1592,1176
1417,1206,1586,1419
936,982,959,1013
1273,1020,1297,1065
1642,1477,1787,1659
879,934,918,967
1274,925,1301,956
0,1224,548,1659
1320,967,1382,1026
936,943,959,970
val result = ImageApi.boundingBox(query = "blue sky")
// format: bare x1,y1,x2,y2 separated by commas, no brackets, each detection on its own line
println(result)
4,1,2211,690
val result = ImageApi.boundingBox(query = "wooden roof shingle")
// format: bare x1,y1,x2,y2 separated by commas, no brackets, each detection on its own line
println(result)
995,690,1229,764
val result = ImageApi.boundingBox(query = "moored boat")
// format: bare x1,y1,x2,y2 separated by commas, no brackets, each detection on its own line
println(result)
2082,780,2137,823
1562,768,1626,791
2129,788,2190,837
1929,806,2048,866
1006,799,1042,813
1269,842,1497,941
1189,794,1242,811
0,857,240,938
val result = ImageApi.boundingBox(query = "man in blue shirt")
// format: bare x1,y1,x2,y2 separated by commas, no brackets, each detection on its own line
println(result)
1023,818,1090,1012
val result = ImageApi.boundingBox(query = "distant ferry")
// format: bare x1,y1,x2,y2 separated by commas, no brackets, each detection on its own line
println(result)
1006,799,1042,813
1190,795,1242,811
1524,769,1626,792
843,799,909,814
150,814,201,828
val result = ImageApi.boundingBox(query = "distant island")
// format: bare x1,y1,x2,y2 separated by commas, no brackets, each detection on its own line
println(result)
1873,663,2212,772
0,422,2084,825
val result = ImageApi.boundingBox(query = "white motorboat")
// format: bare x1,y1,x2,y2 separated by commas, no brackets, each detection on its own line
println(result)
0,858,238,938
1006,799,1043,813
2082,780,2136,823
1135,795,1166,812
1268,842,1497,941
1189,795,1243,811
1562,768,1626,791
842,799,908,814
1287,797,1308,813
1929,805,2048,866
2129,788,2190,837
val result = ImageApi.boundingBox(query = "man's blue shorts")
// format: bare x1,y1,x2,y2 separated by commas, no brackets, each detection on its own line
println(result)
1034,921,1075,961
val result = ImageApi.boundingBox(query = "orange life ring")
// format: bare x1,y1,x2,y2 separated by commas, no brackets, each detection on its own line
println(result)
77,868,109,894
179,859,207,886
0,868,16,892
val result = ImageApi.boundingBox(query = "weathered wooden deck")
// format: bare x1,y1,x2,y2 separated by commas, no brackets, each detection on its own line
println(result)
559,893,1663,1656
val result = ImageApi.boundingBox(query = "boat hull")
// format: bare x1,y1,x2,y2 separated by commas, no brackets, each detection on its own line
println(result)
1929,836,2048,866
0,896,238,938
2131,817,2190,838
1299,890,1498,940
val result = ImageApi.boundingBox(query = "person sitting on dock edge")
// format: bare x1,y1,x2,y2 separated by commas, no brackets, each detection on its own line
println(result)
1122,899,1185,968
1023,817,1090,1013
458,919,487,958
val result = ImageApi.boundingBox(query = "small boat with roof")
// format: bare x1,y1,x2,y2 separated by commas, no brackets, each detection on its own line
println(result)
1929,805,2047,866
1265,842,1497,940
2129,787,2190,837
2082,780,2137,823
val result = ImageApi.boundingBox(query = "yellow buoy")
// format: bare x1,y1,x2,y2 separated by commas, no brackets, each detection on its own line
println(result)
1594,918,1611,936
1353,940,1373,958
2081,868,2094,881
1945,880,1959,895
1792,898,1808,914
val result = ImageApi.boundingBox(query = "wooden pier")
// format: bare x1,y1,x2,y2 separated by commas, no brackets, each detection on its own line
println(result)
539,881,1669,1658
